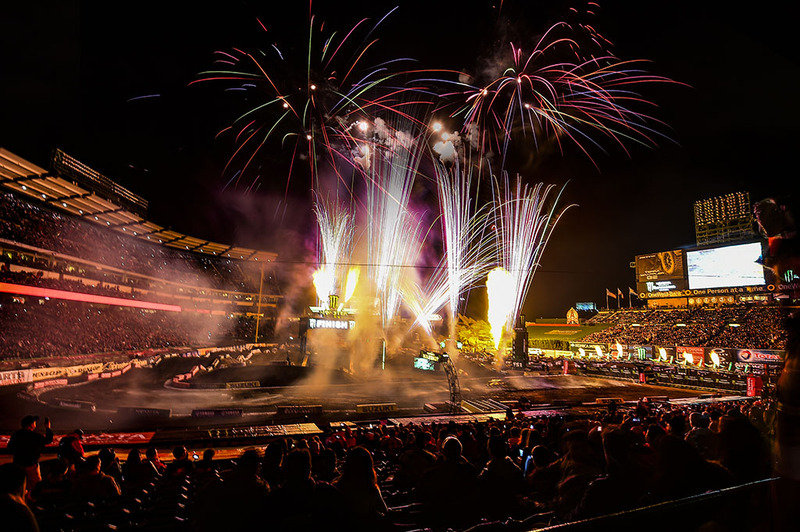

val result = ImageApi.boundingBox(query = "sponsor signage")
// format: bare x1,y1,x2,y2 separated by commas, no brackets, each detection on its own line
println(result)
33,378,68,389
0,369,32,386
747,376,764,397
191,408,243,418
677,346,705,366
626,345,653,360
356,403,398,414
58,399,96,411
308,318,356,330
705,347,735,367
225,381,261,389
65,363,104,377
31,367,68,381
276,405,324,416
117,407,172,418
736,349,784,364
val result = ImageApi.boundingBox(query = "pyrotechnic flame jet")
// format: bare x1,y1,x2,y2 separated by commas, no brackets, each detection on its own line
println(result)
344,267,360,304
487,267,515,349
491,173,574,343
313,197,354,306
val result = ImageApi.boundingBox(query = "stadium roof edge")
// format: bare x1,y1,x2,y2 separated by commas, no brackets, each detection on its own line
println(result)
0,149,278,264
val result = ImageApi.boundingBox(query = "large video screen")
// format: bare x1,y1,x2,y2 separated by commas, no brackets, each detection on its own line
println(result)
636,250,686,283
686,242,765,290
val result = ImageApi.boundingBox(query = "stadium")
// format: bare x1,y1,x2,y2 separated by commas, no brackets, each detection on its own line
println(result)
0,146,796,532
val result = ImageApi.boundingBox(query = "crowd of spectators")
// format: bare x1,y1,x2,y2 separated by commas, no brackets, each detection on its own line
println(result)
583,307,789,350
0,192,263,293
0,299,258,360
0,398,776,531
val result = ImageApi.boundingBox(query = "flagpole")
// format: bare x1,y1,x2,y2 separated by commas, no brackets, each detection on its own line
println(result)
606,290,609,310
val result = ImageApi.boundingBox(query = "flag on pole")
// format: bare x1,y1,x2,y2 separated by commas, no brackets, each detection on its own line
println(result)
606,288,616,299
629,287,637,296
617,288,624,299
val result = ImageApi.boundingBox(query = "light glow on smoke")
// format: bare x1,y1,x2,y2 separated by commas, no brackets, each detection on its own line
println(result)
344,267,360,303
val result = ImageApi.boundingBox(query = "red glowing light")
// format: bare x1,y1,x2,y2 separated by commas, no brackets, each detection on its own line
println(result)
0,283,183,312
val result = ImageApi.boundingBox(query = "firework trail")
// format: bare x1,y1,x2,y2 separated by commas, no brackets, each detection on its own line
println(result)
420,157,495,343
491,173,574,343
364,119,426,326
446,20,678,170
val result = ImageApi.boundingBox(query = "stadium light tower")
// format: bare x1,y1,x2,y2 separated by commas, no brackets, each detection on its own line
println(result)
693,191,755,246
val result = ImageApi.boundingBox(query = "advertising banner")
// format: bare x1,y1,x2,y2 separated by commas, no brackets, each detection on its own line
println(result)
225,381,261,389
117,407,172,418
677,346,706,366
33,378,68,389
704,347,735,368
626,345,654,360
191,408,243,418
31,367,68,381
654,346,677,362
747,376,764,397
736,349,784,365
356,403,398,414
65,363,104,377
276,405,324,416
0,369,32,386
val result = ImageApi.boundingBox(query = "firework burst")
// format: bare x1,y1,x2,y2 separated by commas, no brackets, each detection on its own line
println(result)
447,20,678,170
191,7,431,193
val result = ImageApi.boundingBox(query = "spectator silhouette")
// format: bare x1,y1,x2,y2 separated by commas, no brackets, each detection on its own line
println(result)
333,446,389,531
165,446,195,478
0,463,40,532
418,436,479,527
685,412,717,460
7,415,53,497
572,428,648,519
57,429,85,467
121,448,159,489
478,434,527,519
265,448,346,531
31,459,71,510
145,447,166,475
260,440,285,488
72,455,121,502
395,431,436,491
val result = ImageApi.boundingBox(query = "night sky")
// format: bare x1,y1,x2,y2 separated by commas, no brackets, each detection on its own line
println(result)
2,1,798,319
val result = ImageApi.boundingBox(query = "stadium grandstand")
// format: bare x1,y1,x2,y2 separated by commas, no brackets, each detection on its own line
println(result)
579,307,788,350
0,149,281,361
